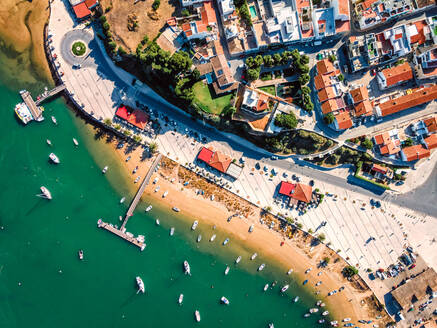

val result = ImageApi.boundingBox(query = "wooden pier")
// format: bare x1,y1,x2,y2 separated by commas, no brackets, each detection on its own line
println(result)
121,154,163,230
20,90,43,121
97,219,146,251
35,85,66,105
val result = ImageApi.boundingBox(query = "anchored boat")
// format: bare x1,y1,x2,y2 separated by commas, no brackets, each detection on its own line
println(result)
49,153,60,164
39,186,52,200
136,276,145,294
183,260,191,275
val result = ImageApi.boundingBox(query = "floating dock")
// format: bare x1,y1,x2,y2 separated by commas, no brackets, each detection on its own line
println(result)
20,90,43,121
97,219,146,251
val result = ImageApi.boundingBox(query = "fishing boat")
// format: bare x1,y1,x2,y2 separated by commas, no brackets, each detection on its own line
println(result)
220,296,229,305
287,268,293,275
222,238,229,246
249,224,254,233
322,311,329,316
78,250,84,260
51,116,57,125
39,186,52,200
320,303,326,307
102,166,108,174
305,268,312,274
318,319,325,324
235,256,241,264
120,197,126,204
294,296,299,303
178,294,183,305
272,281,277,287
145,205,152,212
154,186,160,192
197,235,202,243
126,156,131,162
15,102,33,124
46,139,52,146
309,308,319,313
209,234,216,242
250,253,257,260
191,220,198,230
73,138,79,146
258,263,266,271
194,310,200,322
330,321,338,327
316,281,322,286
133,166,138,174
304,313,310,318
316,300,322,306
162,191,168,198
183,260,191,275
156,219,160,225
224,266,230,275
136,276,145,294
49,153,60,164
153,177,159,184
172,207,180,212
343,318,351,322
264,284,269,291
134,176,141,183
281,285,289,293
170,227,175,236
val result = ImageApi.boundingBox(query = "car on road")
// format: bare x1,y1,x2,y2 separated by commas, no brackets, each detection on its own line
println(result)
73,63,82,69
271,155,278,160
309,180,314,186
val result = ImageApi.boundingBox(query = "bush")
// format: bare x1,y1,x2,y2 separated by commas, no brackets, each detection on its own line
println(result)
247,68,260,81
99,15,107,23
403,137,413,147
324,113,335,125
342,265,358,278
108,41,117,50
181,9,190,16
296,223,303,229
71,41,87,56
118,46,127,55
323,256,330,264
298,73,310,85
338,74,344,81
361,138,373,150
102,21,110,31
149,142,158,153
104,118,112,125
318,233,326,242
274,113,298,129
328,54,337,63
152,0,161,10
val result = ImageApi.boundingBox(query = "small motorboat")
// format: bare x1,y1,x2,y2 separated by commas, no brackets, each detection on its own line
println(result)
156,219,160,225
145,205,152,212
153,177,159,184
119,216,122,221
136,276,145,294
309,308,319,313
224,266,230,275
330,321,338,327
120,197,126,204
102,166,108,174
46,139,52,146
249,224,254,233
183,260,191,275
318,319,325,324
162,191,168,198
322,311,329,316
73,138,79,146
316,300,322,306
287,268,293,275
51,116,57,125
49,153,60,164
172,207,180,212
281,285,289,293
305,268,312,274
222,238,229,246
133,166,138,174
220,296,229,305
258,263,266,271
39,186,52,200
191,220,198,230
343,318,351,322
294,296,299,303
316,281,322,286
303,279,308,285
263,284,269,291
154,186,160,193
194,310,200,322
170,227,175,236
272,281,277,287
126,156,131,162
178,294,183,305
269,324,274,328
78,250,83,260
134,176,141,183
235,256,241,264
304,313,310,318
250,253,257,260
209,234,216,242
197,235,202,243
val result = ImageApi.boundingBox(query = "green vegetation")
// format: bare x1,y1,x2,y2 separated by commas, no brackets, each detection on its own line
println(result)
260,72,273,81
247,68,260,81
259,85,276,96
324,113,335,124
104,118,112,126
192,82,233,114
234,0,252,26
245,52,293,81
338,73,344,82
71,41,86,56
355,174,391,190
181,9,190,16
361,137,374,150
328,54,337,63
152,0,160,10
403,137,413,147
318,233,326,242
342,265,358,278
149,142,158,153
266,130,333,155
323,256,330,264
274,113,298,129
221,105,237,118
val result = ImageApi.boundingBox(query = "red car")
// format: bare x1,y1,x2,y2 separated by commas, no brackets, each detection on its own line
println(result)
280,241,285,246
409,264,416,270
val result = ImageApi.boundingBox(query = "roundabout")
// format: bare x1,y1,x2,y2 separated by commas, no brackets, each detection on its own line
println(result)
71,41,87,56
60,29,93,67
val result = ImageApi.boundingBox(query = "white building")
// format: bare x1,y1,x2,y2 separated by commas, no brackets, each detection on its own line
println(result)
181,0,206,7
265,0,301,44
218,0,236,21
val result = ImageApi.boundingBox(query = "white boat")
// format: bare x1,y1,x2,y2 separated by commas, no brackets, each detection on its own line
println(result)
250,253,257,260
343,318,351,322
209,234,216,242
316,300,322,306
235,256,241,264
220,296,229,305
294,296,299,302
40,186,52,200
153,177,159,184
330,321,338,326
224,266,230,275
15,102,33,124
223,238,229,246
318,319,325,324
191,220,198,230
310,308,319,313
126,156,131,162
154,186,160,192
162,191,168,198
119,216,122,221
78,250,83,260
51,116,57,125
102,166,108,174
287,268,293,275
145,205,152,212
170,227,175,236
73,138,79,146
120,197,125,204
178,294,183,305
183,260,191,275
49,153,60,164
281,285,289,293
249,224,254,233
316,281,322,286
322,311,329,316
46,139,52,146
156,219,160,225
134,176,141,183
304,313,310,318
172,207,180,212
194,310,200,322
133,166,138,174
305,268,312,274
258,263,266,271
264,284,269,291
136,276,145,294
197,235,202,242
269,324,274,328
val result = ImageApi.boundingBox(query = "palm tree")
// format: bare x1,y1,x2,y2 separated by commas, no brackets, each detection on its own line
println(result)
149,142,158,154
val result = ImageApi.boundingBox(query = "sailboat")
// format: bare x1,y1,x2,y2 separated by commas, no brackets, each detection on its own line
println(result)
46,139,52,146
51,116,57,125
38,186,52,200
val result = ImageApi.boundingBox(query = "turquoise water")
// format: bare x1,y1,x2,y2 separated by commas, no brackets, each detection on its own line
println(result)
249,6,257,19
0,48,322,327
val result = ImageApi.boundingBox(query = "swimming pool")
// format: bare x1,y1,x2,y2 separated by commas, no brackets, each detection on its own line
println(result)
249,5,257,19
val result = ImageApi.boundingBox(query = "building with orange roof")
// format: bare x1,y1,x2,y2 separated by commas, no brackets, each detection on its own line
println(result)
72,2,91,19
349,86,369,103
316,59,335,75
317,86,338,102
371,163,393,180
425,134,437,150
423,116,437,133
278,181,313,203
182,2,217,40
354,100,373,117
375,85,437,117
401,144,430,161
373,129,401,156
334,111,352,130
377,62,413,89
115,105,149,130
314,73,338,90
321,99,339,114
241,87,273,115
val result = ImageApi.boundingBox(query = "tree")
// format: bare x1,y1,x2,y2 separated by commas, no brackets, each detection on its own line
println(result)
300,54,309,65
245,56,255,68
403,137,413,147
338,74,344,81
100,15,107,23
181,9,190,16
301,86,311,94
123,129,132,136
328,54,337,63
168,51,192,75
298,73,310,85
263,54,274,67
308,228,314,234
247,68,260,81
274,113,298,129
318,233,326,242
222,105,236,118
152,0,161,10
191,68,200,81
104,118,112,126
149,142,158,153
342,265,358,278
273,53,282,65
324,113,335,125
361,138,373,150
102,21,110,31
254,55,264,67
323,256,330,264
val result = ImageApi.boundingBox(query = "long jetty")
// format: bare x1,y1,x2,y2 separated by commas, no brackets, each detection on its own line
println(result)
97,219,146,251
35,84,66,105
121,154,163,230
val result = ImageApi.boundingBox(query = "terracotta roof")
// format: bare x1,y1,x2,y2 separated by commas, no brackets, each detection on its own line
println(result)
201,1,217,26
321,99,338,114
377,85,437,117
379,142,400,155
197,147,214,163
255,93,269,112
316,59,335,75
196,63,213,76
211,55,235,88
410,20,427,45
335,111,352,130
318,86,336,102
84,0,98,8
381,62,413,87
374,132,390,145
209,151,232,173
360,0,378,10
314,74,335,90
425,134,437,149
355,100,373,116
350,86,368,103
292,183,313,203
371,164,388,174
72,2,91,19
423,116,437,133
279,181,296,196
337,0,350,16
115,105,149,129
402,144,430,161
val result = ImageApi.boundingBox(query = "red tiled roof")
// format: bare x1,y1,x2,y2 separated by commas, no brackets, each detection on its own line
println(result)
314,74,335,90
355,100,373,117
337,0,350,16
377,85,437,117
381,62,413,87
379,142,400,155
115,105,149,129
84,0,98,8
317,59,335,75
424,134,437,149
321,99,339,114
197,147,214,163
360,0,378,10
201,1,217,26
423,116,437,133
292,183,313,203
279,181,296,196
374,132,390,145
73,2,91,19
209,151,232,173
318,86,336,102
350,86,368,103
371,164,388,174
402,144,430,161
410,20,427,45
335,111,352,130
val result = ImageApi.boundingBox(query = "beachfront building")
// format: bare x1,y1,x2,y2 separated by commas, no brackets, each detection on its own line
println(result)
401,144,430,161
376,62,413,90
114,105,149,130
278,181,313,205
240,87,273,116
197,147,242,179
69,0,98,20
373,129,402,158
370,163,394,181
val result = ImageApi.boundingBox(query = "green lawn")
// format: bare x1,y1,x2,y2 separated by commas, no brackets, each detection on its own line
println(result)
193,82,232,115
259,85,276,96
